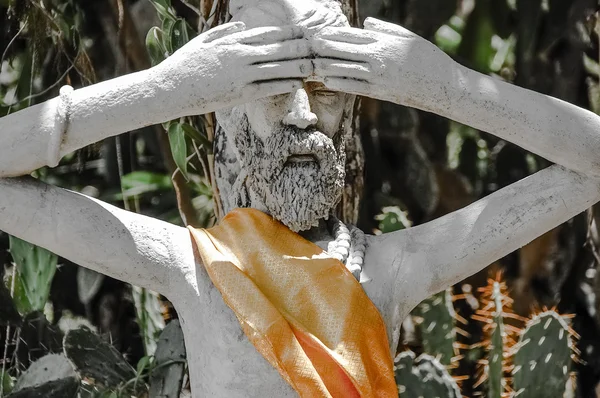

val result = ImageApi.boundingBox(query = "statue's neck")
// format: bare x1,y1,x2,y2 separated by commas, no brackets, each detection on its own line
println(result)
298,219,332,251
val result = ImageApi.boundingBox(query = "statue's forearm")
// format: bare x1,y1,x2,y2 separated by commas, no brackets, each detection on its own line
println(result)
442,64,600,177
333,18,600,177
391,37,600,177
0,67,193,177
0,177,198,300
0,24,312,178
376,165,600,307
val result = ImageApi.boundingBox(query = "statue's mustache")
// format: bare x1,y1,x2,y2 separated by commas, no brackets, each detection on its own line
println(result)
263,126,338,169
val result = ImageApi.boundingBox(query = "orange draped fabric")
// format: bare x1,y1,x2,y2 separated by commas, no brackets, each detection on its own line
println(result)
188,208,397,397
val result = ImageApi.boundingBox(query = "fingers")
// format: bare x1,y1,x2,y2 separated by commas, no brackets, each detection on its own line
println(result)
320,77,372,97
249,59,313,82
316,27,378,44
312,59,372,81
246,39,312,64
219,25,304,46
363,17,416,39
311,38,369,63
201,22,246,43
301,8,347,31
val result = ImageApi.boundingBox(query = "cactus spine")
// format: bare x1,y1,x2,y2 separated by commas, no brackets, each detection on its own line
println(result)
471,274,525,398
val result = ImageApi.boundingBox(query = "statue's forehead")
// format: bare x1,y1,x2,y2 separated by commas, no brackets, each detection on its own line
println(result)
230,0,346,29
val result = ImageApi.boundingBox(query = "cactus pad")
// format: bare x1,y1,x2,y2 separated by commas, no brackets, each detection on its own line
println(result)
414,289,460,367
512,311,576,398
472,277,518,398
63,327,138,393
9,236,58,313
150,320,187,398
394,351,462,398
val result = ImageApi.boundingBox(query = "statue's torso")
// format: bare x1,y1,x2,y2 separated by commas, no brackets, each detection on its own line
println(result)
178,234,410,396
179,264,296,397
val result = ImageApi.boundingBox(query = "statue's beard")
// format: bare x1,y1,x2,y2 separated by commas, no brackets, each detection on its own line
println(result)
236,123,346,232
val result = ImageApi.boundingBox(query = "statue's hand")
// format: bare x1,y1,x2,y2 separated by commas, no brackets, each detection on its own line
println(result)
155,22,313,115
312,18,454,106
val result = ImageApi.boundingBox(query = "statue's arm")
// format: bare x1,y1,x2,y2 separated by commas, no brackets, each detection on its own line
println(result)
0,177,198,301
368,165,600,309
313,18,600,177
0,23,312,177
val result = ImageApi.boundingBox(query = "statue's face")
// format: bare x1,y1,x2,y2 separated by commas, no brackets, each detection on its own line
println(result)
216,83,354,231
215,0,354,231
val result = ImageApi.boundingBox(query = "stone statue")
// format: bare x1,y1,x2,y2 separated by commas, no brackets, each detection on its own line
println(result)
2,0,600,395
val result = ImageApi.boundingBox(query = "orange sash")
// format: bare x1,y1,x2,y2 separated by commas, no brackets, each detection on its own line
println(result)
188,208,397,397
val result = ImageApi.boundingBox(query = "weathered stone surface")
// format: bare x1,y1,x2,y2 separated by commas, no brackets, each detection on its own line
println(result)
2,0,600,396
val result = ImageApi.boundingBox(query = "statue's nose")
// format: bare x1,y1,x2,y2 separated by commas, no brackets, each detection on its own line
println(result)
283,89,318,129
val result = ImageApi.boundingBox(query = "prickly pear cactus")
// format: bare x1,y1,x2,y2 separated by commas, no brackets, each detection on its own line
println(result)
413,289,459,366
149,320,186,398
512,311,576,398
7,354,78,398
9,236,58,313
6,378,79,398
63,327,139,394
394,351,462,398
472,277,515,398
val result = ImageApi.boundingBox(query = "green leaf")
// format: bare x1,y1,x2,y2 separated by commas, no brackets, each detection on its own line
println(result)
9,237,58,313
435,25,462,55
1,370,14,395
170,19,190,53
136,356,152,376
99,390,118,398
181,123,211,148
147,0,176,23
456,0,497,73
121,171,173,196
161,17,177,55
167,123,189,180
146,27,167,67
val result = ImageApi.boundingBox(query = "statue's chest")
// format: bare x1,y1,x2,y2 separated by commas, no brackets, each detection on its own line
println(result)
178,265,296,397
178,251,400,396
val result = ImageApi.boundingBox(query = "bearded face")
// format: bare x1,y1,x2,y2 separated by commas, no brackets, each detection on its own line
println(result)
235,116,346,232
215,87,354,232
213,0,355,231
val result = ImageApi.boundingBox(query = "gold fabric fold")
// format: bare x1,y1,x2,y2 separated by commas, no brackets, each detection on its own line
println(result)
188,208,397,397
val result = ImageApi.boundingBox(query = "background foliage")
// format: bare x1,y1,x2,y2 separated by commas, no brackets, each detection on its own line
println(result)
2,0,600,396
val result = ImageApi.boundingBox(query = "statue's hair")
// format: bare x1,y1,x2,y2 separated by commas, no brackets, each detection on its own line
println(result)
230,0,343,14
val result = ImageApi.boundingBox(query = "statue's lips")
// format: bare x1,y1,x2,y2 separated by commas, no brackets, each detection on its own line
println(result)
285,154,319,164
